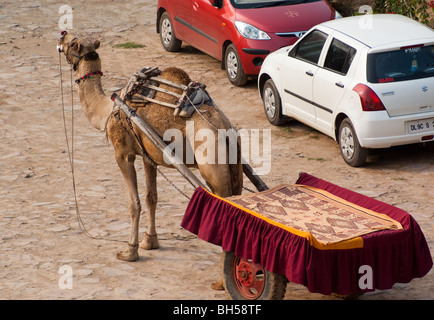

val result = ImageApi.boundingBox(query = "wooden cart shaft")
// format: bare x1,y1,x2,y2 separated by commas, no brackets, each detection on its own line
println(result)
111,93,268,193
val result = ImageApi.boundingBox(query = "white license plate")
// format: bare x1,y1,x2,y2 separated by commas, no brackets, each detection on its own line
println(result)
406,118,434,134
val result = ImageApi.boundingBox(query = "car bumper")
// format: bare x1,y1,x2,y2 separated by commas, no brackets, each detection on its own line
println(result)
355,111,434,149
236,35,299,75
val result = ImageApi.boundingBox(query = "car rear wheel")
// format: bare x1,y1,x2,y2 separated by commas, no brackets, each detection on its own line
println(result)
262,79,289,126
225,44,248,86
159,12,182,52
339,118,368,167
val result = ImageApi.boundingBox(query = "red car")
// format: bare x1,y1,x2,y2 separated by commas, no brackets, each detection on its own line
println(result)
156,0,339,86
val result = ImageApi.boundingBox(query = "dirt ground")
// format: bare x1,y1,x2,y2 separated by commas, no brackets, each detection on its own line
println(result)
0,0,433,300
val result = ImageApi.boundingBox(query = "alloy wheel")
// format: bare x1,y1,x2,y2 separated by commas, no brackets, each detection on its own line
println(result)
226,51,238,80
161,18,173,47
340,126,355,160
263,86,276,119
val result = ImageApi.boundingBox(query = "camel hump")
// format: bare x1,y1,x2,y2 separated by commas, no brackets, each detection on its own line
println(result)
161,67,191,85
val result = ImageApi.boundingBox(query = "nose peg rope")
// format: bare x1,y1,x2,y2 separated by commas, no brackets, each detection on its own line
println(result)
58,49,126,244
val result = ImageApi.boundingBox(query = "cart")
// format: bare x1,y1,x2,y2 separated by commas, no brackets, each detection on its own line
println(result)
111,69,432,300
181,172,433,300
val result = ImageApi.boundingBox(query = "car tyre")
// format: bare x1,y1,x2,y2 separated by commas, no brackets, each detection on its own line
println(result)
159,12,182,52
225,44,248,86
339,118,368,167
262,79,289,126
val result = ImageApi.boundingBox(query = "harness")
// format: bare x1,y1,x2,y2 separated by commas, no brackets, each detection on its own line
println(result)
121,67,213,118
58,31,102,76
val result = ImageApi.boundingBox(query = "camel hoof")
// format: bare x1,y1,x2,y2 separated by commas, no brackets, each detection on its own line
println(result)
116,244,139,262
211,279,225,291
140,233,159,250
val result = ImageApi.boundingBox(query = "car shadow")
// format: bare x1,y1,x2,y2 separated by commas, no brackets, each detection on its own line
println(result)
177,45,260,88
278,119,434,171
366,142,434,170
242,78,259,89
180,45,204,55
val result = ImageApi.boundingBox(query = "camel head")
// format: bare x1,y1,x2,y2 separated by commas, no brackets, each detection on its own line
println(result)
57,31,101,71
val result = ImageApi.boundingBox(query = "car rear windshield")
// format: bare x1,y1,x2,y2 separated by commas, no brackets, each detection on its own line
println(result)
367,44,434,83
230,0,320,9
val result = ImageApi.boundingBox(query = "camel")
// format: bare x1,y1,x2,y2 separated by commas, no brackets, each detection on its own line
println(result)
57,32,243,264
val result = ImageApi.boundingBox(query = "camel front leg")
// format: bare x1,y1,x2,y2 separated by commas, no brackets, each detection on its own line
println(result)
140,159,159,250
115,152,140,262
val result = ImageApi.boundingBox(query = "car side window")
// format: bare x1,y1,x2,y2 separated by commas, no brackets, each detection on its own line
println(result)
289,30,328,65
324,39,356,75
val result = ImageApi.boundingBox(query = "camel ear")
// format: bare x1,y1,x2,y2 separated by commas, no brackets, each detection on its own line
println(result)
71,40,81,52
94,40,100,50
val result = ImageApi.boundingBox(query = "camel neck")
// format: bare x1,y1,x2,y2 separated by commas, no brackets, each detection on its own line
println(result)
75,62,113,131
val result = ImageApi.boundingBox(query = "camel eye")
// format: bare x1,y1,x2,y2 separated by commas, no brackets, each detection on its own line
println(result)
69,39,80,52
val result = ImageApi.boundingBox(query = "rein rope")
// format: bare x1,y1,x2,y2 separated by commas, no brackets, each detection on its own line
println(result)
58,51,126,244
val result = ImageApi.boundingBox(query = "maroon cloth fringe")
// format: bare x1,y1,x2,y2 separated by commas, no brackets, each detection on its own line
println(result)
181,173,433,295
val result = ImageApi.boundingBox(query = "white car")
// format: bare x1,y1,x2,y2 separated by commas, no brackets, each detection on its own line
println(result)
258,14,434,166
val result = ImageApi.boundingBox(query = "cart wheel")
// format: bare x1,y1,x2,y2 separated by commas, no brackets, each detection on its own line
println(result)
222,251,288,300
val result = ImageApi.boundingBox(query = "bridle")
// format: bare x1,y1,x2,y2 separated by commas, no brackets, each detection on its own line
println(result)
57,30,101,74
57,35,83,71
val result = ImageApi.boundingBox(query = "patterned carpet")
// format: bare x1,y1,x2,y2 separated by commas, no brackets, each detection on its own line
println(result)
227,184,403,245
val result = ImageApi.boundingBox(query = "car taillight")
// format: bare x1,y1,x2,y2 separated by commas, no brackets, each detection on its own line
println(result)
353,84,386,112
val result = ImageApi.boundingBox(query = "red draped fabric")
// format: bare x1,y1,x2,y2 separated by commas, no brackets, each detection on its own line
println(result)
181,173,432,295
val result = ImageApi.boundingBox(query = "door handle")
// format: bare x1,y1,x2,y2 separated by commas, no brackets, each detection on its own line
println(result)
193,2,199,11
305,71,314,77
335,82,344,88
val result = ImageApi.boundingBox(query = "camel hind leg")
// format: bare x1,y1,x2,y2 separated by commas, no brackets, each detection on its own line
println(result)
198,163,233,197
196,135,243,197
140,159,160,250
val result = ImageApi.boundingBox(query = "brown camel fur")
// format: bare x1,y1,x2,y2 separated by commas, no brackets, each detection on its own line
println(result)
58,33,243,265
